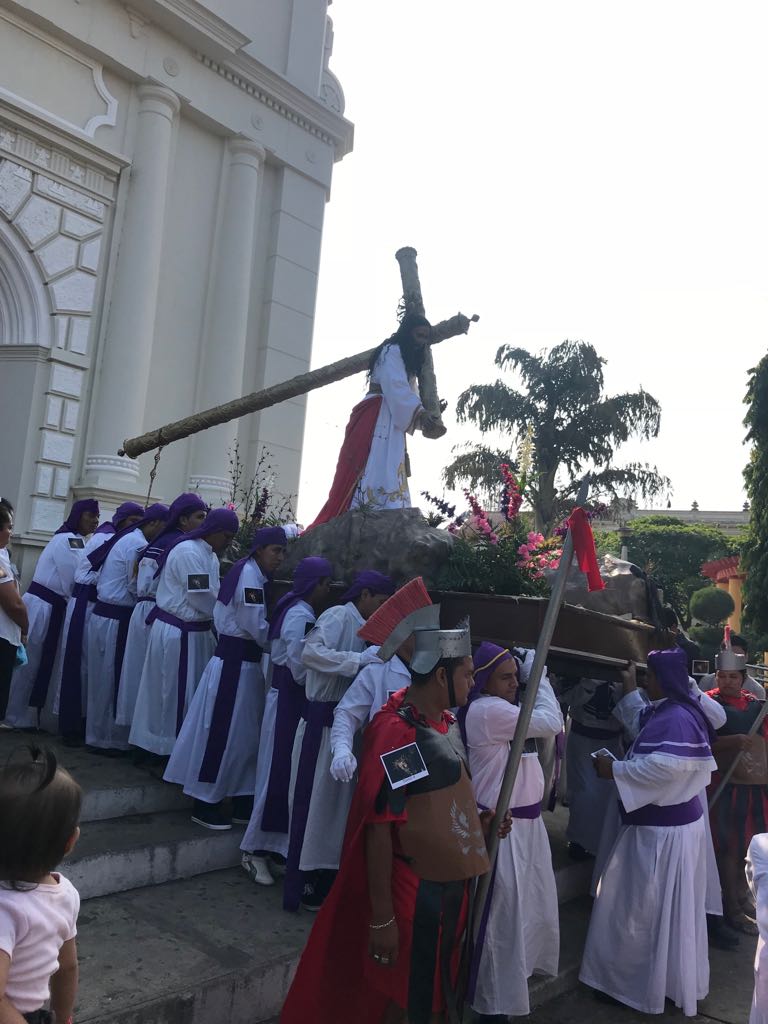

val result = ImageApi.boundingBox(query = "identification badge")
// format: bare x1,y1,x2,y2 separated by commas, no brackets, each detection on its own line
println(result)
243,587,264,606
68,537,85,550
187,573,210,592
304,621,315,637
380,742,429,791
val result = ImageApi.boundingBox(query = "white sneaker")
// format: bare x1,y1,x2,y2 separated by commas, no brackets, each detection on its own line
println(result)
241,853,274,886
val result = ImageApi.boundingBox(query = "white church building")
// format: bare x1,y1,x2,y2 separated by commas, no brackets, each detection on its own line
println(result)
0,0,352,579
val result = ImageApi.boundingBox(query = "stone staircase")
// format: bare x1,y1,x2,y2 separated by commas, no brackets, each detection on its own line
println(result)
0,733,593,1023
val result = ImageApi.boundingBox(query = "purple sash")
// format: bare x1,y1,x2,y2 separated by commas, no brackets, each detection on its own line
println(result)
147,607,213,734
260,664,308,834
510,801,541,820
27,582,67,710
93,601,134,715
619,794,702,827
58,583,97,733
197,634,263,784
283,699,337,912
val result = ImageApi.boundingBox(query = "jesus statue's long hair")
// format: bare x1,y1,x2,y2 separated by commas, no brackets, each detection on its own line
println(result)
367,312,431,383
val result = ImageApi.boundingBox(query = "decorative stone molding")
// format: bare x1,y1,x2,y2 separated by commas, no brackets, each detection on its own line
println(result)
85,454,141,480
188,475,230,491
127,0,250,55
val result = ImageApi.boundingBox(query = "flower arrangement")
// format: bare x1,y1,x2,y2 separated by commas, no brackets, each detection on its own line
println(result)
516,531,562,578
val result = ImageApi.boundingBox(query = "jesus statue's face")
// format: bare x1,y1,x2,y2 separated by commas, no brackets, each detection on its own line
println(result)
411,325,431,347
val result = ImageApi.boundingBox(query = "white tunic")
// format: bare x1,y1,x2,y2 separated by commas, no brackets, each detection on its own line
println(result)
5,532,84,730
165,560,269,802
350,344,423,512
242,600,316,858
116,549,161,727
466,682,563,1017
748,833,768,1024
86,530,145,750
291,602,367,872
330,652,410,755
129,539,218,755
51,532,110,719
579,696,717,1016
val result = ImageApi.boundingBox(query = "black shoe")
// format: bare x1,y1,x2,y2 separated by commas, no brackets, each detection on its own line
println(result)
300,875,324,912
191,799,232,831
231,795,254,824
567,841,594,862
707,914,740,950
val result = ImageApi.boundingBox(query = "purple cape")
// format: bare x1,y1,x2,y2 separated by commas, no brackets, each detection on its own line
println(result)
87,503,169,573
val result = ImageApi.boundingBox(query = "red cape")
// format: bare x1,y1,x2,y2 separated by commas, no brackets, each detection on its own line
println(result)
306,395,382,530
281,692,415,1024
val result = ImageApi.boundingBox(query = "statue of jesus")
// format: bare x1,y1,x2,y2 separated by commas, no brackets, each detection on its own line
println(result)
308,313,443,529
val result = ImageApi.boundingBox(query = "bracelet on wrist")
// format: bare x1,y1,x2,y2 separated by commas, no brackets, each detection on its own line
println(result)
369,915,395,930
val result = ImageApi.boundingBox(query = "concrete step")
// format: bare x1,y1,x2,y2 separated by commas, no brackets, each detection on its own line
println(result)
0,730,187,822
69,810,246,899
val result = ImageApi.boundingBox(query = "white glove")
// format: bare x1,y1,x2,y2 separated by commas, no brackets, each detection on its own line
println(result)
330,749,358,783
360,648,383,667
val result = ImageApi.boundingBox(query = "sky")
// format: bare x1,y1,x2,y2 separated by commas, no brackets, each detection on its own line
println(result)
295,1,768,524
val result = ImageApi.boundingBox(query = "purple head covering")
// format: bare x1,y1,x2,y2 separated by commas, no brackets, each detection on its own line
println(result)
94,501,145,536
153,507,239,577
55,499,99,535
87,502,170,572
268,556,333,640
138,492,208,562
644,646,718,745
458,642,521,747
340,570,395,604
218,525,289,607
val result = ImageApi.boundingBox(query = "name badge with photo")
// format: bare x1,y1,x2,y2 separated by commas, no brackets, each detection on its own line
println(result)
186,573,210,592
68,537,85,550
243,587,264,606
380,742,429,791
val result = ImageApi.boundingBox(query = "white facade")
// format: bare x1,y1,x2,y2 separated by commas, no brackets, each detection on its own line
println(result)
0,0,352,580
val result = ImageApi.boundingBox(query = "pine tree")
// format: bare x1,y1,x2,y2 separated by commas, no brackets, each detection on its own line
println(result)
742,353,768,635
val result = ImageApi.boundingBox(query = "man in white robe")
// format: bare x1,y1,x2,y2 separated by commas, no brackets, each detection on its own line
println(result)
86,504,169,753
5,499,100,731
747,833,768,1024
283,569,394,911
129,508,238,758
461,642,562,1020
165,527,288,830
580,647,718,1016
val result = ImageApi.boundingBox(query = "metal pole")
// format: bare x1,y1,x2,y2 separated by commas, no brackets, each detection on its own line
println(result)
472,476,591,943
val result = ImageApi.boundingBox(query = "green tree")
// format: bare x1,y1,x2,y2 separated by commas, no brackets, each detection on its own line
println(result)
598,516,736,624
742,353,768,635
444,341,669,534
689,586,735,625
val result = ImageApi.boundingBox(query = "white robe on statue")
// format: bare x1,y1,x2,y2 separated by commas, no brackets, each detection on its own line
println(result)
129,539,218,756
466,681,563,1018
5,532,84,730
350,344,423,512
116,550,161,727
242,600,316,858
747,833,768,1024
291,602,367,872
579,694,717,1016
165,560,269,803
87,530,145,750
51,531,110,720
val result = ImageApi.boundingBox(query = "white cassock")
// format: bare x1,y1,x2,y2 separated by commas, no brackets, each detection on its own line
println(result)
129,539,218,756
51,531,111,724
350,343,423,512
747,833,768,1024
291,602,367,873
5,531,84,730
242,600,316,858
87,530,145,750
330,651,410,748
595,684,726,916
466,680,563,1017
164,560,269,802
579,695,717,1016
116,549,161,727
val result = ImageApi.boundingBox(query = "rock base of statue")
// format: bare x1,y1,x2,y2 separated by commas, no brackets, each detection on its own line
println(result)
288,508,454,587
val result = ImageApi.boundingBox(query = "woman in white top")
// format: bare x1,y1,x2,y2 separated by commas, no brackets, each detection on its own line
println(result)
0,499,27,719
460,641,563,1020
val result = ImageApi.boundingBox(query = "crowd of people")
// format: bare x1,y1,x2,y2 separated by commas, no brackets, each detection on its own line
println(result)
0,492,766,1022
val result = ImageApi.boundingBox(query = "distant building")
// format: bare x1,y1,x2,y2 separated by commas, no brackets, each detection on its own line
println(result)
0,0,352,581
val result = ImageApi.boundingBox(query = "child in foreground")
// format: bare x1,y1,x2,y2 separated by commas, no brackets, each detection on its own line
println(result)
0,747,81,1023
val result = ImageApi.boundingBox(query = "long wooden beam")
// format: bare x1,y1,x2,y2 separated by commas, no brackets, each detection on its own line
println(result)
119,312,478,460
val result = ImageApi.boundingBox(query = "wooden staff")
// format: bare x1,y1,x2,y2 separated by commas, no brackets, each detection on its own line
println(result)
119,312,477,460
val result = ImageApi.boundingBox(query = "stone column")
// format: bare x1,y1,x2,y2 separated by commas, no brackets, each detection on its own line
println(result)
82,83,180,492
188,137,264,506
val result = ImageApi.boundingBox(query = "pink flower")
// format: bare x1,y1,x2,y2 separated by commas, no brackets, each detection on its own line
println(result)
226,502,237,511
